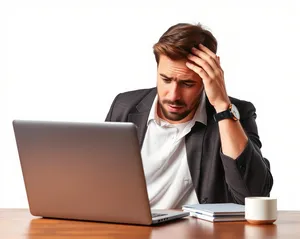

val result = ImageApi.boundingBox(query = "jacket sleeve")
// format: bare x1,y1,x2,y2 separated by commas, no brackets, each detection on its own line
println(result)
220,102,273,204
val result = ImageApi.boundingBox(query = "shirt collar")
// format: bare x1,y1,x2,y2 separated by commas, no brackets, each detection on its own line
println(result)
147,90,207,126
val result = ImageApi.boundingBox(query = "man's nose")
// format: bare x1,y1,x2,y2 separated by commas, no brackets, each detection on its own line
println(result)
168,83,181,101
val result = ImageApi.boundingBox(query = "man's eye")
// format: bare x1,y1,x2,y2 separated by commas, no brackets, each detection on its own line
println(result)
162,78,171,83
183,82,194,87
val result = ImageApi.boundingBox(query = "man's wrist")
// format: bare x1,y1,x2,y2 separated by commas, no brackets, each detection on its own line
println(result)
214,101,231,113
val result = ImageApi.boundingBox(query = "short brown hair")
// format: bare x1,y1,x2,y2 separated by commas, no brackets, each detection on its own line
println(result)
153,23,218,64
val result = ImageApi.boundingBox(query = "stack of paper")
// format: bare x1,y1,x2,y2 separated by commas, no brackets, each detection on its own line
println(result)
182,203,246,222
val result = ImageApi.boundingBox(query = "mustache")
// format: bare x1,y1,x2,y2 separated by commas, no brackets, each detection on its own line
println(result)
162,100,186,107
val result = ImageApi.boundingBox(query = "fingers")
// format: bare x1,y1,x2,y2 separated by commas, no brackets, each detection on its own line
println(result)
198,44,219,64
186,61,210,82
190,46,219,69
187,44,223,80
187,53,215,79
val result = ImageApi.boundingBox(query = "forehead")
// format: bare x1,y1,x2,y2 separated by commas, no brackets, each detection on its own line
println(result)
157,55,198,80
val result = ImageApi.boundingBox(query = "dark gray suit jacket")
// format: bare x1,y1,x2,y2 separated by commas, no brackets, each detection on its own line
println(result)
105,87,273,204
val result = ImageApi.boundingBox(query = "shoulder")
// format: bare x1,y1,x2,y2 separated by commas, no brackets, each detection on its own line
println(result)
115,87,157,103
106,87,157,121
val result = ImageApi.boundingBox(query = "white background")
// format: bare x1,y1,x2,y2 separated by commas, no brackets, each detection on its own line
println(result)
1,0,300,209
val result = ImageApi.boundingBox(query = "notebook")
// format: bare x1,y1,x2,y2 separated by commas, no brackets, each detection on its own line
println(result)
182,203,246,222
182,203,245,216
188,211,245,222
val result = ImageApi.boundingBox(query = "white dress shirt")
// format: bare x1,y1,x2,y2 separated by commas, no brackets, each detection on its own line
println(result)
141,91,207,209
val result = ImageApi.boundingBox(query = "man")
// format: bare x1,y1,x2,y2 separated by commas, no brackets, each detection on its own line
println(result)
105,23,273,209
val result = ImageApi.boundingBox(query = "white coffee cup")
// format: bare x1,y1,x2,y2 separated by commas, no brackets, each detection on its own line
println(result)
245,197,277,224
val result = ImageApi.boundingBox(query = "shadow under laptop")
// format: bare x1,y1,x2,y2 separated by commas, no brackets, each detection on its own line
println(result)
26,216,191,238
26,217,152,239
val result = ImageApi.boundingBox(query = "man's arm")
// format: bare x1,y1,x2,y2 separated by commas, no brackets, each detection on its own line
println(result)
219,101,273,203
186,44,273,203
215,106,248,159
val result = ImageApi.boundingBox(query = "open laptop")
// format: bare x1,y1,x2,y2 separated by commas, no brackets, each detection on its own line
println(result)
12,120,189,225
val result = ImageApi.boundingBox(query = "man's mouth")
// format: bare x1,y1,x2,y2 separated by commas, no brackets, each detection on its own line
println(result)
167,104,184,112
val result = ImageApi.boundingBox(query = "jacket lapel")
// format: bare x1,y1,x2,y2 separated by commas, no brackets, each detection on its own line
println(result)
185,97,216,202
128,88,157,147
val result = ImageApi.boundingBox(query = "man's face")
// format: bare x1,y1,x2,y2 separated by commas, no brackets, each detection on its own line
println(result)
156,55,204,124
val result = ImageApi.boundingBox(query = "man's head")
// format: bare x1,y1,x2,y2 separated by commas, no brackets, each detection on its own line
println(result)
153,23,217,124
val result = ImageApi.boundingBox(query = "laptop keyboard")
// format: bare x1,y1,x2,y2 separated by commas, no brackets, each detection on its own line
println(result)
151,213,167,218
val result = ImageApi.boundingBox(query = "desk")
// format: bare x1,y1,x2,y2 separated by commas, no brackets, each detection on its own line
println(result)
1,209,300,238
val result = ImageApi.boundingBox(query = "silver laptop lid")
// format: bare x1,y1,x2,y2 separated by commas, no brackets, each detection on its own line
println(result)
13,120,153,225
